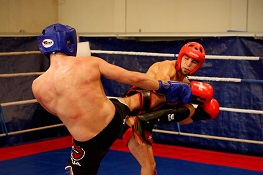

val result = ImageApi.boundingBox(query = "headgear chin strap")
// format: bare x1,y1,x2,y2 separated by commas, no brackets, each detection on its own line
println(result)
175,42,205,75
37,23,77,58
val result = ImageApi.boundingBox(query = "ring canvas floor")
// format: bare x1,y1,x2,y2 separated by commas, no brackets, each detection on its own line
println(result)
0,136,262,175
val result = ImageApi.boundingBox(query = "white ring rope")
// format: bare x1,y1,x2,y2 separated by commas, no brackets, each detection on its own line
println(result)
1,72,262,84
1,99,262,115
91,50,262,60
0,51,262,83
0,72,43,78
189,76,244,82
1,99,38,107
188,76,263,83
92,50,175,57
193,104,263,115
0,123,64,137
0,49,261,60
152,129,263,145
0,51,41,56
220,107,263,114
0,121,262,145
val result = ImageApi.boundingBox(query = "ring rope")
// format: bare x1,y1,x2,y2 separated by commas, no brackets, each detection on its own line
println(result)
0,72,43,78
193,105,263,115
219,107,263,115
1,99,262,114
0,123,64,137
152,129,263,145
0,51,41,56
0,122,262,145
91,50,262,60
92,50,175,57
1,99,38,107
0,50,262,60
1,72,262,84
188,76,263,84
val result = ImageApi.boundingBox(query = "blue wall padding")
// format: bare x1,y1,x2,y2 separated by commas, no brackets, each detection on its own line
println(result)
0,37,68,146
80,36,263,155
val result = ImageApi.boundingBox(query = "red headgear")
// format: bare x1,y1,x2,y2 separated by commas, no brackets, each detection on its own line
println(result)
175,42,205,75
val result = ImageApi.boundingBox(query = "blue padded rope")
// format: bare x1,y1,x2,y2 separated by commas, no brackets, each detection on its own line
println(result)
177,122,181,135
241,79,263,83
0,105,8,136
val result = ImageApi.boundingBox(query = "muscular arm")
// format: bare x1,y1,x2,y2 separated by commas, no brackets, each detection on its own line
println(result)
95,57,160,90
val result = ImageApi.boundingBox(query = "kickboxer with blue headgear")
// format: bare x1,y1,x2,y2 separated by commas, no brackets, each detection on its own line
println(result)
33,23,193,175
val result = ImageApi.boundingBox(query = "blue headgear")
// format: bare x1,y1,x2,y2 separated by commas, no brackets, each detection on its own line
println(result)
37,23,77,58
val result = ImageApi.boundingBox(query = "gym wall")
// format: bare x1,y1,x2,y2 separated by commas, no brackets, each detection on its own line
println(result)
0,0,263,33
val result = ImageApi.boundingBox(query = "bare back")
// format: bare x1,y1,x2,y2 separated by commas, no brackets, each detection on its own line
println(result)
32,55,116,141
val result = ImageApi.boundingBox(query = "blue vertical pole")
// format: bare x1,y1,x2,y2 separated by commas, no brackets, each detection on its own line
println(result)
0,105,8,136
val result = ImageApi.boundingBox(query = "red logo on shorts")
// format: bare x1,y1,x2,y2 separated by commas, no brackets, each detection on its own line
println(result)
71,142,85,161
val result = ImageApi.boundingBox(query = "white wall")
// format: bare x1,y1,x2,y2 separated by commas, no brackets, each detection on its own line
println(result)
247,0,263,32
58,0,263,34
0,0,262,34
126,0,232,33
0,0,57,34
58,0,125,33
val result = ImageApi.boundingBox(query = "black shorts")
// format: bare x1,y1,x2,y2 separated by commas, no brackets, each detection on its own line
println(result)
65,98,130,175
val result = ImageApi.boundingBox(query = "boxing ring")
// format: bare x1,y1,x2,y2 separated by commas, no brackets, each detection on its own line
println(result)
0,36,263,175
0,36,263,157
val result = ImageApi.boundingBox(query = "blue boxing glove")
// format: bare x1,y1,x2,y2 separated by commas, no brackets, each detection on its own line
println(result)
156,80,192,104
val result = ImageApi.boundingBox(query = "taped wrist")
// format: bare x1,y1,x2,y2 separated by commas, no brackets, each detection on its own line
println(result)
137,105,190,125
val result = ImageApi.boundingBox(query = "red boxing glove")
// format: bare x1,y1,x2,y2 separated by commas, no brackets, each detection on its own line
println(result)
192,98,220,121
190,81,214,104
203,99,220,119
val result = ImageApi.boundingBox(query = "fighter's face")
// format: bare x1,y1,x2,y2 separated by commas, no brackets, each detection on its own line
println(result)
180,55,199,75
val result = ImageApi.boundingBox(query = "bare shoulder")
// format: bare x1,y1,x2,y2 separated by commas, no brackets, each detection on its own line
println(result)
75,56,101,67
85,56,108,65
151,60,174,67
160,60,175,66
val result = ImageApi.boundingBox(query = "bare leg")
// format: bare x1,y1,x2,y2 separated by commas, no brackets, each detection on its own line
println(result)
120,92,170,175
127,136,156,175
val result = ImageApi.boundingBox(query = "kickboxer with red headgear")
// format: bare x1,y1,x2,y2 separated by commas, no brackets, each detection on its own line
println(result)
122,42,220,175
